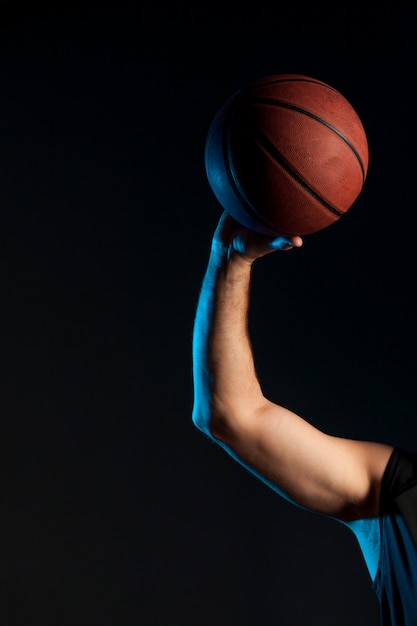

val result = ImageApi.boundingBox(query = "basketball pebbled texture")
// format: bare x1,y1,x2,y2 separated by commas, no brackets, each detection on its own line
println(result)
204,74,369,236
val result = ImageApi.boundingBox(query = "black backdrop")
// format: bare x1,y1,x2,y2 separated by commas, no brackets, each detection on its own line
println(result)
0,3,416,625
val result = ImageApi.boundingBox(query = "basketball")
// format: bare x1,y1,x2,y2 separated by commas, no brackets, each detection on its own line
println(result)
204,74,369,236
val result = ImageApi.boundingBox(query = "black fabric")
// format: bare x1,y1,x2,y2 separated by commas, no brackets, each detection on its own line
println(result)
379,448,417,551
373,447,417,625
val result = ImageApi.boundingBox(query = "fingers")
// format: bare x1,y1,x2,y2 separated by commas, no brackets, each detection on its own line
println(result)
268,236,302,251
215,211,303,257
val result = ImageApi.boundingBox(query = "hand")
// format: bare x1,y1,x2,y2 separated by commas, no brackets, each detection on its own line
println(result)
212,211,303,264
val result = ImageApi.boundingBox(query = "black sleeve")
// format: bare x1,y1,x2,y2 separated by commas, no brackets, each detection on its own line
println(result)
379,447,417,550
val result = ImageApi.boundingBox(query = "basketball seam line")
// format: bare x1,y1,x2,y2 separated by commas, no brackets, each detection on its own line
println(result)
253,127,344,218
246,97,367,182
247,76,339,94
222,105,286,234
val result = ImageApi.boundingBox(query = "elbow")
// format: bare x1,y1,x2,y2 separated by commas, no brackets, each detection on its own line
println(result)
191,403,207,434
191,394,226,442
192,397,242,447
192,380,266,445
191,378,219,439
191,399,216,439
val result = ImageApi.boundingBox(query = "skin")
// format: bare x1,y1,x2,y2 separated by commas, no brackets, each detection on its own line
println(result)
192,211,394,580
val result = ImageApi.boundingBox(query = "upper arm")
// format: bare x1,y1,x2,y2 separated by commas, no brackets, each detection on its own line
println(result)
210,399,394,521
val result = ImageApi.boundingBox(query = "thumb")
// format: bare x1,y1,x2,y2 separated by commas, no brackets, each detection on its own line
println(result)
268,236,296,251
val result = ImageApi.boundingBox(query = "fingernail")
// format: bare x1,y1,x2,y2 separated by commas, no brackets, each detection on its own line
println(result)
271,237,293,250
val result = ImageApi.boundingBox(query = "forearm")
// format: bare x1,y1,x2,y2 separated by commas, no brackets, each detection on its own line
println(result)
192,244,265,438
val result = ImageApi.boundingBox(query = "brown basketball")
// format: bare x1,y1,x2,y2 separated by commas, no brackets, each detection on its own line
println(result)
204,74,369,236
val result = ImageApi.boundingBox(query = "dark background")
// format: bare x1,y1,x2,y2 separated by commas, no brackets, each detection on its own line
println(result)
0,3,416,625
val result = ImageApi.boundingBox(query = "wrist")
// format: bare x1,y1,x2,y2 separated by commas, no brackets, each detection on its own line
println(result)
210,240,254,274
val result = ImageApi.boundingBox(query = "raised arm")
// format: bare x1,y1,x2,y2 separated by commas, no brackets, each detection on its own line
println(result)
192,212,393,523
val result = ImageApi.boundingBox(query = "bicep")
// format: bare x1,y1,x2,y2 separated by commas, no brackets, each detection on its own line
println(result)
214,400,393,521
